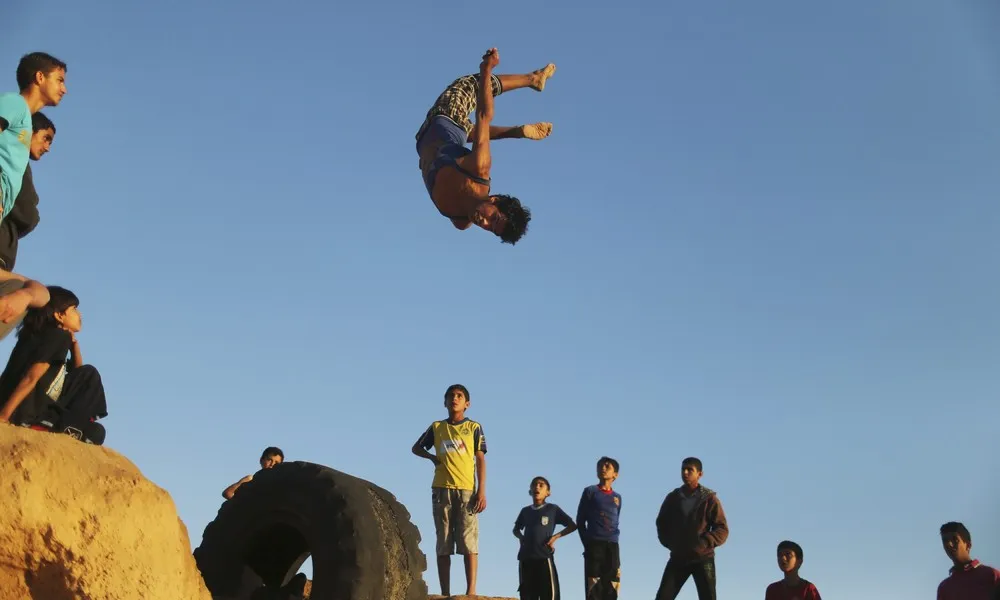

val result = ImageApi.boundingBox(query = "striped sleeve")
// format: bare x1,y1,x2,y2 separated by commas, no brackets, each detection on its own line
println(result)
473,422,487,453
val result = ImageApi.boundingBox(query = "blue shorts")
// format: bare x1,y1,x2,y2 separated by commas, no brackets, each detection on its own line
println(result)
417,116,472,197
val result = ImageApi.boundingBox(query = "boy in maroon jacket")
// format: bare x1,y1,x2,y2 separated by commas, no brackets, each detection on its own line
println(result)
937,521,1000,600
653,457,728,600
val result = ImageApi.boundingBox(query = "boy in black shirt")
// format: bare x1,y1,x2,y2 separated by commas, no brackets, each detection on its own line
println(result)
513,476,577,600
0,286,107,444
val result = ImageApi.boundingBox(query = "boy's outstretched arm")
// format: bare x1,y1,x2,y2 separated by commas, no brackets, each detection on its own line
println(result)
0,362,49,422
222,474,253,500
0,272,50,323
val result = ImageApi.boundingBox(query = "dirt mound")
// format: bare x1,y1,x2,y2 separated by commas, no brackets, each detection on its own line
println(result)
0,425,212,600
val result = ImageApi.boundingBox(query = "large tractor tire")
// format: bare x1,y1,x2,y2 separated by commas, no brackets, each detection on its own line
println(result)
194,461,427,600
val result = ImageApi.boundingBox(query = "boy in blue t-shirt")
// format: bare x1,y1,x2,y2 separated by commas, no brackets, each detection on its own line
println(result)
0,52,66,220
576,456,622,600
513,476,577,600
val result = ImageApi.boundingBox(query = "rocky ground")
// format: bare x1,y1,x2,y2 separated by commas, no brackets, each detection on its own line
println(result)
0,425,212,600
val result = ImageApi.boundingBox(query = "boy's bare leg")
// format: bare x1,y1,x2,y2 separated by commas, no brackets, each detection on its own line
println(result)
489,123,553,140
485,65,556,142
465,553,478,595
497,63,557,92
437,556,451,596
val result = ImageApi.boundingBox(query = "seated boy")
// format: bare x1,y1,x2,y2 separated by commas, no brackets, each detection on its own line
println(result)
765,540,822,600
0,285,107,444
222,446,284,499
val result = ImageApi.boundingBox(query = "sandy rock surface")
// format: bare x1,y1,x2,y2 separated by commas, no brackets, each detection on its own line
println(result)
0,425,212,600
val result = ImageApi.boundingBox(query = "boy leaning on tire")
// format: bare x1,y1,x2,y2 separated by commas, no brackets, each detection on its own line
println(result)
411,383,488,597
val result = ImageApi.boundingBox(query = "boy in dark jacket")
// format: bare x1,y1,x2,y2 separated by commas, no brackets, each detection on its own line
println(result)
654,457,729,600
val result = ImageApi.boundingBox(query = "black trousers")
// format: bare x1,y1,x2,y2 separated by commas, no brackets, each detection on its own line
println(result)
583,540,620,600
654,556,717,600
39,365,109,445
519,557,560,600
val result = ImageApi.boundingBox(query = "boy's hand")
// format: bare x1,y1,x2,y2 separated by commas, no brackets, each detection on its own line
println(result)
480,48,499,72
473,489,487,513
546,535,559,551
429,455,440,466
0,289,30,323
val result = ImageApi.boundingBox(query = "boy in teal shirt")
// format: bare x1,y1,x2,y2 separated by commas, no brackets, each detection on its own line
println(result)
0,52,66,219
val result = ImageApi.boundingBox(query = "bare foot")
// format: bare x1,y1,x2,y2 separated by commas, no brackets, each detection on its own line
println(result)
521,122,553,140
531,64,557,91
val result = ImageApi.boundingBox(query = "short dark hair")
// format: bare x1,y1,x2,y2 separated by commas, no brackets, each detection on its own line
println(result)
777,540,803,563
17,52,67,91
940,522,971,545
261,447,284,461
493,194,531,245
531,476,551,490
445,384,470,401
682,457,703,472
598,456,619,473
17,286,79,339
32,111,55,134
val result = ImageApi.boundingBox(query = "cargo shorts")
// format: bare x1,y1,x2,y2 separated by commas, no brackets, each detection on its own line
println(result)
432,487,479,556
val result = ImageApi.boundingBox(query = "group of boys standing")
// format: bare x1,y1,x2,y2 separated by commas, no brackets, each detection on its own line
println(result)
413,384,1000,600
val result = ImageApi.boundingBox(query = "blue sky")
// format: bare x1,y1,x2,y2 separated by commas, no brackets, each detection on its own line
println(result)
4,0,999,598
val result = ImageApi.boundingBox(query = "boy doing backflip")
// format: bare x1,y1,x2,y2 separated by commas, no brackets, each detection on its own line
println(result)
415,48,556,245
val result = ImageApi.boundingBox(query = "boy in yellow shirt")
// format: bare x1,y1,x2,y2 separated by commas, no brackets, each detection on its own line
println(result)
412,384,487,596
